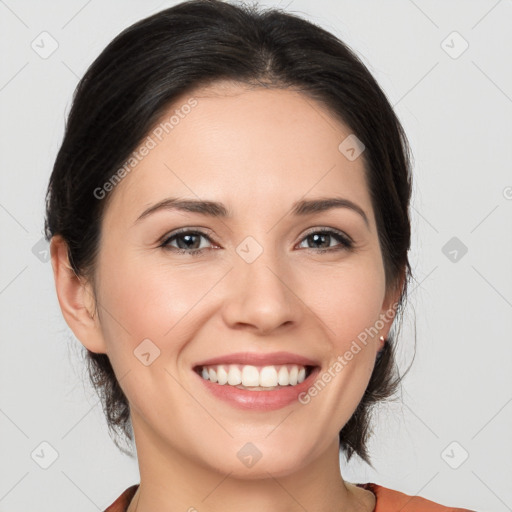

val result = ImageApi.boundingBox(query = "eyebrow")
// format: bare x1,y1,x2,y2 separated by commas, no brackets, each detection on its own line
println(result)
134,196,370,229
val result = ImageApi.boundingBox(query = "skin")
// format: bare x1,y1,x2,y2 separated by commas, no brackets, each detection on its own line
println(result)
51,81,403,512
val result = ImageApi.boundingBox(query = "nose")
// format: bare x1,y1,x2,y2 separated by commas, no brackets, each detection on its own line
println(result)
221,249,302,335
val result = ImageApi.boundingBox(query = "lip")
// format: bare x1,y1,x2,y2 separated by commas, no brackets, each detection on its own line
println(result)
193,352,321,411
193,351,320,368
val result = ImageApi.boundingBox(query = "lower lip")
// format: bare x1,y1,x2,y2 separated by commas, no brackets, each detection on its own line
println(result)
195,367,321,411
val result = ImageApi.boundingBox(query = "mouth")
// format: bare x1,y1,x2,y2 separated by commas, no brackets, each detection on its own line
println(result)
193,363,315,391
192,352,321,410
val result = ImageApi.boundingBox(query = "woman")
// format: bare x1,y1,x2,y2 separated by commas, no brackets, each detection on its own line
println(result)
44,1,476,510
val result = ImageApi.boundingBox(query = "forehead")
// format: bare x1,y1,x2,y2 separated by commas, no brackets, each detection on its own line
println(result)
103,82,373,228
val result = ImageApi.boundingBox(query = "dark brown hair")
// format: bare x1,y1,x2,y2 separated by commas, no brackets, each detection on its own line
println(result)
44,0,415,467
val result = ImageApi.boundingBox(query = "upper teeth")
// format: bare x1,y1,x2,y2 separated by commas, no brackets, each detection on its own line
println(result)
200,364,307,387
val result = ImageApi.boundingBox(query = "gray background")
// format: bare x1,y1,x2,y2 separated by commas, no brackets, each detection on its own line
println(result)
1,0,511,510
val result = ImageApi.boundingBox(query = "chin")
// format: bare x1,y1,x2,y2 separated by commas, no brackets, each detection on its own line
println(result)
199,439,315,480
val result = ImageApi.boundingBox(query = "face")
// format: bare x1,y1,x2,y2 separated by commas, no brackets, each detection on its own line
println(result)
85,82,398,478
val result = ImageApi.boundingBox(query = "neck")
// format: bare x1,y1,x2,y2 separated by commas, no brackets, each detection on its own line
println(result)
126,415,374,512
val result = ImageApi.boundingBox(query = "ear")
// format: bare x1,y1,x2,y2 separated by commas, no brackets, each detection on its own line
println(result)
378,269,406,350
50,235,107,354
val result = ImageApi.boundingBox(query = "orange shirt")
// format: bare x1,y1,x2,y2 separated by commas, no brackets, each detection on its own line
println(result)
356,483,475,511
104,483,476,511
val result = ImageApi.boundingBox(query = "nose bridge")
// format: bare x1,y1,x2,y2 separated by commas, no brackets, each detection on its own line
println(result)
222,234,300,333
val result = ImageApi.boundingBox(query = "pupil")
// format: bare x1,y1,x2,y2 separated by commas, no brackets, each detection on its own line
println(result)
178,234,199,249
311,233,328,248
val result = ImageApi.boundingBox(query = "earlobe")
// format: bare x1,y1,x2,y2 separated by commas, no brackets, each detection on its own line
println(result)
50,235,107,354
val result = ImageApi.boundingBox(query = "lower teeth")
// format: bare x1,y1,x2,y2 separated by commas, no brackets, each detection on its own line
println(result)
234,384,287,391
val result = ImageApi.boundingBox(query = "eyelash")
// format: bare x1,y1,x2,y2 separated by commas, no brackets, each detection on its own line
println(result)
159,227,354,256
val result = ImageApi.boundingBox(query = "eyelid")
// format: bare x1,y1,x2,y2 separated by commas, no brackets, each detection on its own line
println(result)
159,225,354,253
159,226,216,244
300,226,353,242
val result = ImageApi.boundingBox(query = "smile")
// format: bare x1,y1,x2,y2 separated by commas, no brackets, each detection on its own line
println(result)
196,364,313,390
192,352,321,410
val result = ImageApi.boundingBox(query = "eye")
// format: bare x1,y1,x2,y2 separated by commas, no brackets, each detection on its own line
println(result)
159,227,354,256
160,229,214,256
297,228,353,253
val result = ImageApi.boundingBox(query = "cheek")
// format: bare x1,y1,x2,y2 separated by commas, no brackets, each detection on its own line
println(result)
97,241,386,360
307,257,386,349
300,257,385,408
94,249,199,358
305,259,386,420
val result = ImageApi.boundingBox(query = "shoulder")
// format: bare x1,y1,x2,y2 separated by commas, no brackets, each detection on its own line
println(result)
103,482,476,512
103,484,139,512
356,482,476,512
